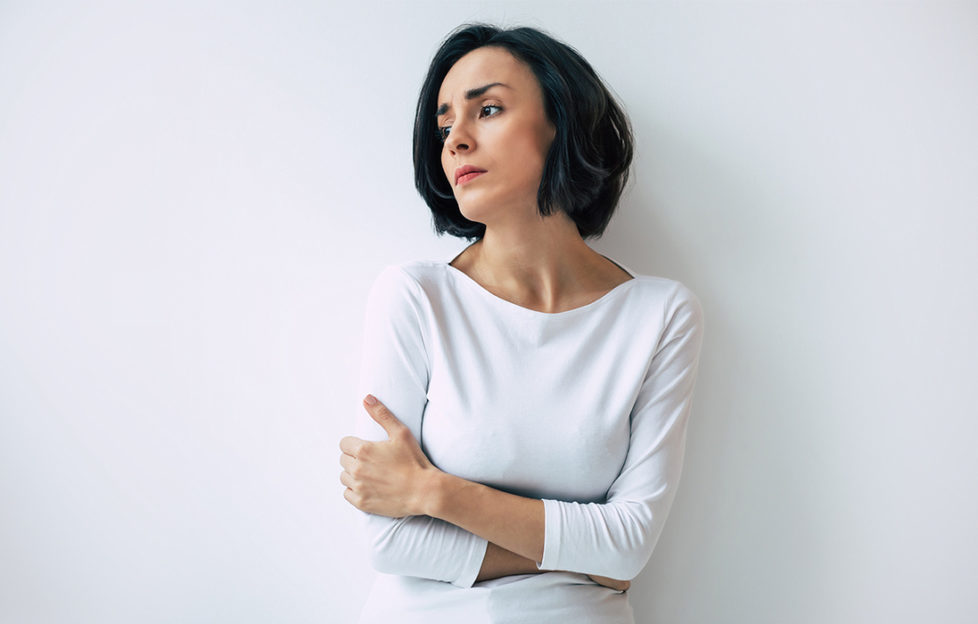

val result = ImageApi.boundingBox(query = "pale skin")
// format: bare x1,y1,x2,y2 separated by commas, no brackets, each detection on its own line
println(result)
340,45,633,592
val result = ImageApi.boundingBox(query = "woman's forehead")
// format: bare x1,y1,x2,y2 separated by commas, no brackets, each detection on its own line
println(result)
438,47,530,100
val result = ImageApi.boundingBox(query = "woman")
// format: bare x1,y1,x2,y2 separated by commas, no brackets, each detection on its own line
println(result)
339,23,705,623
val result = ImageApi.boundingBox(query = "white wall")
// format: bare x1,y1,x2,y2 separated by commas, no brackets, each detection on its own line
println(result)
1,1,975,622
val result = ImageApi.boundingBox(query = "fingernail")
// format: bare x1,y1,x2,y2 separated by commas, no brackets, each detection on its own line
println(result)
363,394,377,405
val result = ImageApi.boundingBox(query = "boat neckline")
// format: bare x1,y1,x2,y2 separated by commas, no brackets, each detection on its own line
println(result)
443,261,637,318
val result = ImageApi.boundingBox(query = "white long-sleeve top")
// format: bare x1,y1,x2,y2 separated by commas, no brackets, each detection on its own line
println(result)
352,258,704,624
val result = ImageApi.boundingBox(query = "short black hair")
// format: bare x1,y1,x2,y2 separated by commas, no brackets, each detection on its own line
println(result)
413,23,634,241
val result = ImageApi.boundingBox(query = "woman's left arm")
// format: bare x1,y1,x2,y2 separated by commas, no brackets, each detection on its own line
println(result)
342,283,705,580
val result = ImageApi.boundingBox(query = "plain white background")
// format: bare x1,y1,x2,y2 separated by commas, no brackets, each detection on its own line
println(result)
1,1,976,622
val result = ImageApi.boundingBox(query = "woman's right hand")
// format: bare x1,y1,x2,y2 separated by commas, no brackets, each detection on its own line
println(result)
587,574,630,592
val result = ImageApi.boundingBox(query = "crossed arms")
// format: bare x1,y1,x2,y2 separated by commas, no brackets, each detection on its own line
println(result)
339,265,703,589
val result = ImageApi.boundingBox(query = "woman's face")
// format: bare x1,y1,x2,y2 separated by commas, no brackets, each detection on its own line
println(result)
436,46,557,225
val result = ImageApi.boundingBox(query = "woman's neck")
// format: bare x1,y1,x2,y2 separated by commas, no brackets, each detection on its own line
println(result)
450,211,631,313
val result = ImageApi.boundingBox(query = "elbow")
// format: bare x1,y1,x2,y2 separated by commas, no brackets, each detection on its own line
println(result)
368,544,399,575
597,503,663,580
363,513,409,575
590,543,656,582
610,544,655,581
366,530,393,574
361,512,485,588
544,498,668,580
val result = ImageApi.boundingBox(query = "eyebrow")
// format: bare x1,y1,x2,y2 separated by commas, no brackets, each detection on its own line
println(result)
435,82,510,118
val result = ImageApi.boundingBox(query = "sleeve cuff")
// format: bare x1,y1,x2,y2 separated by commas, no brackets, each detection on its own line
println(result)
451,534,489,588
537,498,563,571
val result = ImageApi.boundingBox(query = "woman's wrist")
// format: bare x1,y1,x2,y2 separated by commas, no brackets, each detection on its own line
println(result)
422,469,466,519
421,470,478,521
418,467,452,517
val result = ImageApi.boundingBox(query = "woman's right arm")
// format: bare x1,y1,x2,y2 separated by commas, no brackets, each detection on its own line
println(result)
351,265,488,587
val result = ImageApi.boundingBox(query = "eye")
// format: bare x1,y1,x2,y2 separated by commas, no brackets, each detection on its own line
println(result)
437,104,503,144
480,104,502,117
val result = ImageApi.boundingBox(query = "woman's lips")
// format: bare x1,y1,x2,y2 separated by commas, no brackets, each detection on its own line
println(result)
457,171,486,186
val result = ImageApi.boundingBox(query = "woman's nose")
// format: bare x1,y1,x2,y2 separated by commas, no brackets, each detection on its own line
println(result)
445,119,473,153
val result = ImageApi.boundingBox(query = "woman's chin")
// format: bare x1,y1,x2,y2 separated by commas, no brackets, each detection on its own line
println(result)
456,205,490,225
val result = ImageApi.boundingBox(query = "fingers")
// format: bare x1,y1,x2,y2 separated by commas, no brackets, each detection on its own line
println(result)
339,454,359,504
339,435,365,458
362,394,407,438
587,574,630,592
342,487,360,508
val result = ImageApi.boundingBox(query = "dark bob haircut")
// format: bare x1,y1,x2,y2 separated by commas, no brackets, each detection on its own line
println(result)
413,23,634,241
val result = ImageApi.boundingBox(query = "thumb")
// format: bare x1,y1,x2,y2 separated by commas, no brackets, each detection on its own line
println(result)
363,394,406,438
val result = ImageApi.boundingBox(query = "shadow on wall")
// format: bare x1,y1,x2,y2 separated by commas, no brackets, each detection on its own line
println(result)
597,116,835,623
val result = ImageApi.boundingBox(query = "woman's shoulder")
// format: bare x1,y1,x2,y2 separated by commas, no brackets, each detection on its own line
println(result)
624,274,703,341
623,272,700,308
599,256,697,304
366,260,455,309
372,259,451,290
